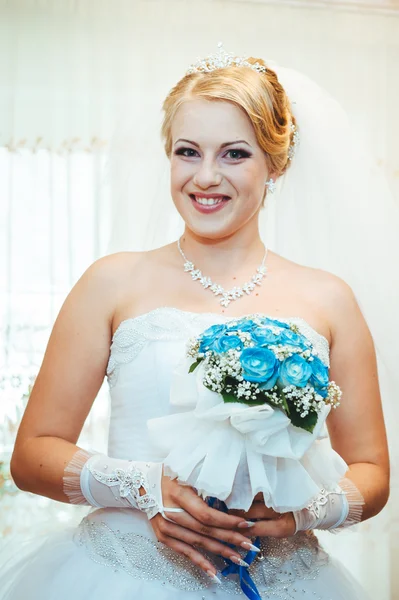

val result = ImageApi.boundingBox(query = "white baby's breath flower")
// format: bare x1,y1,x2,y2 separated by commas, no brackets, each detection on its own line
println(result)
269,344,305,361
187,337,200,358
326,381,342,408
189,320,341,434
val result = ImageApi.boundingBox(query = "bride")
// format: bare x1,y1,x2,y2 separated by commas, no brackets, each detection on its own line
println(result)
0,46,390,599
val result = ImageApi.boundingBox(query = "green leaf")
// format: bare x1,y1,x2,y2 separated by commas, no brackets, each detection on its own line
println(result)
280,395,290,413
188,359,201,373
288,405,318,433
222,391,240,403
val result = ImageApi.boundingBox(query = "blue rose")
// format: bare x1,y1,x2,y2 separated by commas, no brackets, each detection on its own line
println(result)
310,356,329,398
229,318,256,332
261,317,291,330
251,326,283,346
214,334,243,353
199,324,227,352
279,354,312,388
240,347,280,390
280,329,308,349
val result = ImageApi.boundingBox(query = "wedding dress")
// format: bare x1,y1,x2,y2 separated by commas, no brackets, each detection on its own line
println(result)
0,307,370,600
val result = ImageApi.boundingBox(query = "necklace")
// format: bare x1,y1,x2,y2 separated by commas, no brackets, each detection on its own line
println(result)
177,237,268,308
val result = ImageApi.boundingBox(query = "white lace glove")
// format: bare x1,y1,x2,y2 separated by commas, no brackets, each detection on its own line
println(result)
63,449,164,520
292,477,364,533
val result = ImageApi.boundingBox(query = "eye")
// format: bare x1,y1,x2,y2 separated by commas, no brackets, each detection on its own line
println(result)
225,149,252,160
174,147,199,158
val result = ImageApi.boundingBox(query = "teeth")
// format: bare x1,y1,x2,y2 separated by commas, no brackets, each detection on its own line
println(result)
195,196,224,206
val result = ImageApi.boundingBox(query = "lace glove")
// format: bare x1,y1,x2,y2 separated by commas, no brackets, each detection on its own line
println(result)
293,477,365,533
63,448,164,520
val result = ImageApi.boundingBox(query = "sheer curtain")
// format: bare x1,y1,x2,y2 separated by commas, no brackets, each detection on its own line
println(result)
0,147,111,537
0,0,398,597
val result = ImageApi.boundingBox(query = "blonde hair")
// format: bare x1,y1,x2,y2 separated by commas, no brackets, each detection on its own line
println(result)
161,57,296,179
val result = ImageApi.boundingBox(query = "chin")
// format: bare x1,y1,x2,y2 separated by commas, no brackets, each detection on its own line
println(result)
184,222,233,241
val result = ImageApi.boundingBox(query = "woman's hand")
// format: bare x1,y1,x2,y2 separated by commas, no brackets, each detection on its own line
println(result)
149,475,260,581
229,492,296,539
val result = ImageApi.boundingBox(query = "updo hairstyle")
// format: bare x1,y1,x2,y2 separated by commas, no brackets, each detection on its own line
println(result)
161,57,296,184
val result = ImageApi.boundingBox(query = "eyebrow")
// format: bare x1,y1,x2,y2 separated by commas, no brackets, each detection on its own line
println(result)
174,138,252,149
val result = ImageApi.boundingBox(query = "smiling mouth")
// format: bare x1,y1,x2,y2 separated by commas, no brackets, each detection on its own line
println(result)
189,194,231,206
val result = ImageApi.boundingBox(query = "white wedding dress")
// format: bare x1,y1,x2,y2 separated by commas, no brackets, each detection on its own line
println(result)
0,307,370,600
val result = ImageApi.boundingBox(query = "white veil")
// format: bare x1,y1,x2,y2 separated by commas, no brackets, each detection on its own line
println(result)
105,61,399,534
262,65,399,519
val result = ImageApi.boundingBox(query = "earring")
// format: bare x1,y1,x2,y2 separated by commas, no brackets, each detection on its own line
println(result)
265,178,276,194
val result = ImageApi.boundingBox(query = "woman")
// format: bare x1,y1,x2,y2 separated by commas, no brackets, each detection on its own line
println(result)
0,46,390,599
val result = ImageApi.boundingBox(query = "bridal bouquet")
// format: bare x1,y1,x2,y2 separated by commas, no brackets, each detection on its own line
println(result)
148,316,348,512
187,318,341,432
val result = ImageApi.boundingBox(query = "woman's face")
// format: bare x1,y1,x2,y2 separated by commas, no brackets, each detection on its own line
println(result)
170,99,270,240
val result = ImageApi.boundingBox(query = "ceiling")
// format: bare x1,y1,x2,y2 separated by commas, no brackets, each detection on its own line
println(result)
240,0,399,14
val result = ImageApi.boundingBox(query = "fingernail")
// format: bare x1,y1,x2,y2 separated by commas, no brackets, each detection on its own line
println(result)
206,570,221,584
238,521,256,528
230,555,250,568
241,541,260,553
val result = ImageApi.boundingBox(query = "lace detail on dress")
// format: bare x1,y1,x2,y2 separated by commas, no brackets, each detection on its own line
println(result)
75,517,330,598
106,307,330,388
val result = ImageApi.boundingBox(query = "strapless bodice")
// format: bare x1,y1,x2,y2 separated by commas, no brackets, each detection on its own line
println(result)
105,307,330,460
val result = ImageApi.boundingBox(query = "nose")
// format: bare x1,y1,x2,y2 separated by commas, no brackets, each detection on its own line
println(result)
193,158,222,189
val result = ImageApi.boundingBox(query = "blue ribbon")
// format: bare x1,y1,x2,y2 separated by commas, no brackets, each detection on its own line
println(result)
207,497,262,600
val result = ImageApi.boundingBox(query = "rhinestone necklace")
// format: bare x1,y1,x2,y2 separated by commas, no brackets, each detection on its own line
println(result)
177,237,268,308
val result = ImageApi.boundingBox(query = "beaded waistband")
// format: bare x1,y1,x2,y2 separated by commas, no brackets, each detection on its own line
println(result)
74,514,329,597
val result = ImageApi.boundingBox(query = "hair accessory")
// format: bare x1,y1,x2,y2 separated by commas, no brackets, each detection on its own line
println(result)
288,123,300,161
186,42,267,76
265,178,276,194
186,45,299,164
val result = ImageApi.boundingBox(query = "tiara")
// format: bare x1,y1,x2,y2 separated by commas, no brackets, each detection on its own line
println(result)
186,42,267,75
186,43,299,161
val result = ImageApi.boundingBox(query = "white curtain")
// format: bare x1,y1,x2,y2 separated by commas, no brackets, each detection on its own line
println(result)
1,0,399,198
0,147,111,539
1,1,398,597
0,147,110,436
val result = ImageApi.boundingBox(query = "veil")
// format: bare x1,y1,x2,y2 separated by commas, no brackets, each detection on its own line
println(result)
262,64,399,526
105,60,399,535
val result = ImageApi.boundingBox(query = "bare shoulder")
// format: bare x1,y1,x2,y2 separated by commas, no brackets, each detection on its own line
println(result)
301,264,359,327
85,250,146,285
82,250,148,305
270,251,354,300
98,245,175,280
89,246,176,324
300,266,359,326
94,245,173,275
302,264,356,309
49,250,149,342
270,252,360,337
